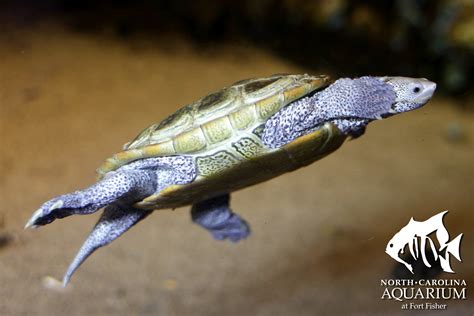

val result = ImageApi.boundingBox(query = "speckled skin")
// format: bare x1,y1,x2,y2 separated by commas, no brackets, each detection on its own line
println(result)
262,77,395,147
63,204,152,285
191,194,250,242
25,75,436,285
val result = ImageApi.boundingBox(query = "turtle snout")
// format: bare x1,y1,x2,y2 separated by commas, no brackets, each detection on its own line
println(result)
416,79,436,104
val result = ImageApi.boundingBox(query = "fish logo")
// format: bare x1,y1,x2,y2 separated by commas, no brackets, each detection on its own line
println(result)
385,211,463,274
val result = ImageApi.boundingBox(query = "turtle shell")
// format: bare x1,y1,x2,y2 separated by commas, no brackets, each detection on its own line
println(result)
97,74,331,178
134,122,345,210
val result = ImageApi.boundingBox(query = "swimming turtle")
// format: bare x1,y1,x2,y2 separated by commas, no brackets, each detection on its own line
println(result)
25,74,436,285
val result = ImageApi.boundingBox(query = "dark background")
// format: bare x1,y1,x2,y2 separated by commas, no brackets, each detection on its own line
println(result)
2,0,474,96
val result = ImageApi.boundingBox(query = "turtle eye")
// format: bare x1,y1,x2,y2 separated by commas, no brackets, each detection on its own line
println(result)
412,86,421,93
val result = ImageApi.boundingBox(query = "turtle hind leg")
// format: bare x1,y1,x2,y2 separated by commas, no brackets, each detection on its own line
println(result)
191,194,251,242
25,169,157,229
63,204,151,286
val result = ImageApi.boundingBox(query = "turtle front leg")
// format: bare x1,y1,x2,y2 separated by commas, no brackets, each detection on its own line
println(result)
63,204,151,285
191,194,250,242
25,169,157,228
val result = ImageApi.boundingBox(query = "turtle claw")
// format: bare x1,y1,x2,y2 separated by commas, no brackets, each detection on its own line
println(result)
25,195,86,228
25,199,66,228
24,209,43,229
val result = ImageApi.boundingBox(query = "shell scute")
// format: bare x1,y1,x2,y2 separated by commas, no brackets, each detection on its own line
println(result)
172,128,207,153
284,83,310,102
196,151,240,177
201,116,234,144
243,76,282,94
228,106,256,130
141,141,176,156
244,76,293,101
232,137,264,159
196,89,233,112
255,94,283,120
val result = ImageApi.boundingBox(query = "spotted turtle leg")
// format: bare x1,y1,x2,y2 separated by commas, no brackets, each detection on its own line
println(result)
62,204,151,285
191,194,250,242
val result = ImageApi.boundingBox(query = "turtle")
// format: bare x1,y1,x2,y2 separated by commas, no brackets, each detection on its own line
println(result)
25,74,436,285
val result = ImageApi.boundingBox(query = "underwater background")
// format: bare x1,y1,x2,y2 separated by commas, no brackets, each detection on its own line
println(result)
1,1,473,315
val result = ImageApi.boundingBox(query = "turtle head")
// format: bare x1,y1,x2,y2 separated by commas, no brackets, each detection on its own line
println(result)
316,76,436,138
378,77,437,116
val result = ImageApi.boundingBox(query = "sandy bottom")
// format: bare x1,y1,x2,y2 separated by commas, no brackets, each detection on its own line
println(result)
0,25,473,315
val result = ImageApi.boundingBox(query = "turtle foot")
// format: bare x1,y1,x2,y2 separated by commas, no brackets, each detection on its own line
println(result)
191,194,251,242
25,192,93,229
26,169,157,229
207,213,251,242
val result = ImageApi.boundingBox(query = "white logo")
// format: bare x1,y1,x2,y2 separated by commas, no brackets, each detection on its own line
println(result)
385,211,463,274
